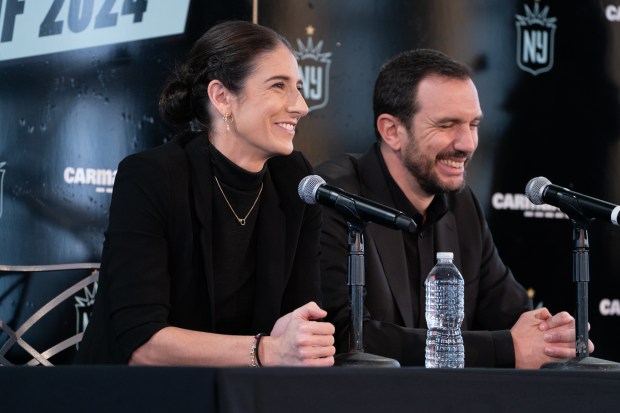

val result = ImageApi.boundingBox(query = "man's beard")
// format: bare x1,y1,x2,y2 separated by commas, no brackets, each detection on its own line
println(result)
402,132,471,195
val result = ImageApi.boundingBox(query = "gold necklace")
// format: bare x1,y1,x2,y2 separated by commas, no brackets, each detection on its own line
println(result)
214,176,263,226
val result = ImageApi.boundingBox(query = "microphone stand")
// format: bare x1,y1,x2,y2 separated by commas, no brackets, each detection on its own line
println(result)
331,196,400,367
541,199,620,370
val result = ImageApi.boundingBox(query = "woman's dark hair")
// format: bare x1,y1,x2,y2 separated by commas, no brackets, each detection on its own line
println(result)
373,49,472,141
159,21,292,132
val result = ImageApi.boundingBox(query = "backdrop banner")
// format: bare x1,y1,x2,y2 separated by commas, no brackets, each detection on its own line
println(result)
1,0,619,364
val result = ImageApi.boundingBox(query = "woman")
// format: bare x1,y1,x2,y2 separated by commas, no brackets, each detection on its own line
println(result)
74,21,335,366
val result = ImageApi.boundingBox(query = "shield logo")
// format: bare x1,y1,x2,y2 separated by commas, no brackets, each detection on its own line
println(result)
0,162,6,219
515,3,557,76
293,29,332,112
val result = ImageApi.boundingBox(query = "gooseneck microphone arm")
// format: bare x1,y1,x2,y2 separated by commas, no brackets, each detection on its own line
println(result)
572,224,590,360
346,216,366,354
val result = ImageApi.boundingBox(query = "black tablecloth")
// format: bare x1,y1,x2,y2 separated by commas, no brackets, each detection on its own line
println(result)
2,366,620,412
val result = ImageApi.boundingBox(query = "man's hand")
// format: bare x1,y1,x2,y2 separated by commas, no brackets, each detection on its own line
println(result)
511,307,594,369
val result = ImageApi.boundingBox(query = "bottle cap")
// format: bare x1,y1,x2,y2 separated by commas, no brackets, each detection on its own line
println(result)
436,252,454,260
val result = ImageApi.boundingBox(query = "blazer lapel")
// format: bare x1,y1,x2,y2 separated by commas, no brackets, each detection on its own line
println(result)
433,208,467,329
252,171,286,331
358,150,414,328
185,137,216,327
366,224,415,327
434,209,460,271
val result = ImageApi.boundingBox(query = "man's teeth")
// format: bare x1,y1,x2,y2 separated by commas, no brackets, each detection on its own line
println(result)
439,159,464,168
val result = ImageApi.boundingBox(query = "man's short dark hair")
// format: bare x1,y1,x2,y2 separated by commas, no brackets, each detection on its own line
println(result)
372,49,472,141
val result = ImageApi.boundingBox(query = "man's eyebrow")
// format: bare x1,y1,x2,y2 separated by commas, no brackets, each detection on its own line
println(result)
435,114,484,123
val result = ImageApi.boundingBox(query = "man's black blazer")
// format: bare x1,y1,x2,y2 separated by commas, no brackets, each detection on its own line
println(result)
316,145,532,367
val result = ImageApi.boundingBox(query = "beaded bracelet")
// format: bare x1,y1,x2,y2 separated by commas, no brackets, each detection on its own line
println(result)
249,333,265,367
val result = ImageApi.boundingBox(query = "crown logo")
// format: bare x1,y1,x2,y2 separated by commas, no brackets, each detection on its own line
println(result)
293,26,332,63
516,3,557,28
75,283,97,309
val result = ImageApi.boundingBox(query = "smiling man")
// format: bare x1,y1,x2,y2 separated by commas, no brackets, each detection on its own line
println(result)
317,49,593,368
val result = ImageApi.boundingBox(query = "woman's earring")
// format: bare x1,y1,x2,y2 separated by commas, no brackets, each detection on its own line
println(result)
223,112,233,132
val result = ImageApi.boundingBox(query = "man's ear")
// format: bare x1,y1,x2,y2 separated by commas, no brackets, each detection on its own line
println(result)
377,114,406,151
207,80,232,117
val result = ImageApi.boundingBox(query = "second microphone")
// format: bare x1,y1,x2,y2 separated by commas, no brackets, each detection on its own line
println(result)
298,175,417,232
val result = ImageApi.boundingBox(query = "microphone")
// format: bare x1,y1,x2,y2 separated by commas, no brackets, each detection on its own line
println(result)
298,175,417,232
525,176,620,226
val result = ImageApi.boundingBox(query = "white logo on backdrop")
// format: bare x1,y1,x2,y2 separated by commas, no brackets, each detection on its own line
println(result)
515,2,557,76
292,25,332,112
64,166,116,193
0,162,5,219
492,192,568,220
605,5,620,22
75,282,98,344
600,299,620,316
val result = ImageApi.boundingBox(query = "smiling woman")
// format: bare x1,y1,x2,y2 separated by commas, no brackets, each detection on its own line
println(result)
207,43,308,171
73,20,335,367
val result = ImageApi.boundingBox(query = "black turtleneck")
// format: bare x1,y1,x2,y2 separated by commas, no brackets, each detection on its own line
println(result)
209,144,266,334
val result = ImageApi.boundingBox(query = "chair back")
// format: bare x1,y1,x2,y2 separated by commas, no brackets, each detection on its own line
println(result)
0,263,100,366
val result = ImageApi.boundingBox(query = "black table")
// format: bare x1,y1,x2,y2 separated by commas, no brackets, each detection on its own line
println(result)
2,366,619,412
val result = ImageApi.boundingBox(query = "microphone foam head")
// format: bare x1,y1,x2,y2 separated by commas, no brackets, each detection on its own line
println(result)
525,176,551,205
298,175,326,204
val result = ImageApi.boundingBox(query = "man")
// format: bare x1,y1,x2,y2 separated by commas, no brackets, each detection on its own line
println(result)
317,49,593,368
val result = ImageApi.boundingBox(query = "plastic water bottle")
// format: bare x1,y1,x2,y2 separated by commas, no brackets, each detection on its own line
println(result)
425,251,465,368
